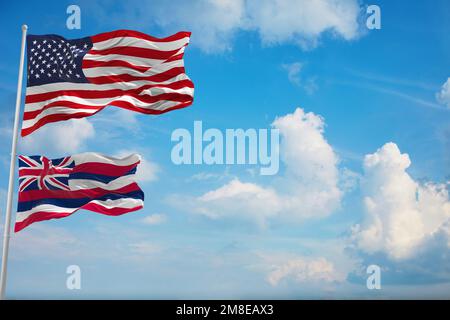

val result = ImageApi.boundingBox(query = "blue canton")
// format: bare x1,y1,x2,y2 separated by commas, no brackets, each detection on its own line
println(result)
26,35,93,87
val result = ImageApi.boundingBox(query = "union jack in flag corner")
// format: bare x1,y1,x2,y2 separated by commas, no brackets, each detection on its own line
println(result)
16,153,144,232
23,29,194,136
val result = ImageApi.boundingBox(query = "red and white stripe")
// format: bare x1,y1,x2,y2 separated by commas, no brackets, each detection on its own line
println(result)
22,30,194,137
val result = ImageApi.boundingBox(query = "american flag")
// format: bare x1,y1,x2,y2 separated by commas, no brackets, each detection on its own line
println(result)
22,30,194,136
16,153,144,232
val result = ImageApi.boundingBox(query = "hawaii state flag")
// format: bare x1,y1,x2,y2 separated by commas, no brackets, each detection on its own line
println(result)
15,152,144,232
23,30,194,136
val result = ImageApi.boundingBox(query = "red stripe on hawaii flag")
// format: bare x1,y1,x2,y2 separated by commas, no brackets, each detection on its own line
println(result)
15,153,144,232
22,30,194,136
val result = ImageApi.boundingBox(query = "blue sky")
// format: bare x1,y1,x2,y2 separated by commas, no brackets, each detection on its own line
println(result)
0,0,449,299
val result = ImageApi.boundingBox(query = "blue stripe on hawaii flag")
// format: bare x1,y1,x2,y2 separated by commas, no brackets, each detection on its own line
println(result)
15,152,144,232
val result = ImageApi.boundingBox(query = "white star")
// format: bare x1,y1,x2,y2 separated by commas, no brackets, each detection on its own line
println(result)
75,74,80,78
35,74,40,78
32,40,37,45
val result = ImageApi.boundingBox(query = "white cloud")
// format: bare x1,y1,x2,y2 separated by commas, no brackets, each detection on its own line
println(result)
436,77,450,108
11,224,82,259
198,179,282,226
92,0,362,53
136,157,159,183
90,108,141,135
246,0,361,49
266,256,345,286
129,241,163,255
19,118,94,155
142,213,167,225
177,108,342,226
153,0,246,53
352,142,450,260
283,62,303,86
115,150,159,183
282,62,318,94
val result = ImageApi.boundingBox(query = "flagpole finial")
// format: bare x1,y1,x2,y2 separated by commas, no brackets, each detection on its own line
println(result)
22,25,28,31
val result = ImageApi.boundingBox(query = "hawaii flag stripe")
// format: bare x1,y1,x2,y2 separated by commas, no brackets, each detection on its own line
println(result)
18,189,143,212
19,183,141,202
15,153,144,232
15,200,144,232
22,30,194,136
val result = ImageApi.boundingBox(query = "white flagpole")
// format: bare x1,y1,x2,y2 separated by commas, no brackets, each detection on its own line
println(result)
0,24,28,300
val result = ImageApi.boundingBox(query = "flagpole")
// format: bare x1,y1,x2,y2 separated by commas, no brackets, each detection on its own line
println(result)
0,24,28,300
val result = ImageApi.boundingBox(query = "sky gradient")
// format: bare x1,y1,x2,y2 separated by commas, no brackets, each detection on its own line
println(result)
0,0,449,299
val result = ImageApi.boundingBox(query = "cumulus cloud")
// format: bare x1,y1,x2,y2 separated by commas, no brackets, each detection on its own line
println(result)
19,118,94,155
436,78,450,108
174,108,342,226
246,0,361,49
197,179,282,226
91,0,362,53
352,142,450,260
266,256,345,286
142,213,167,225
152,0,246,53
